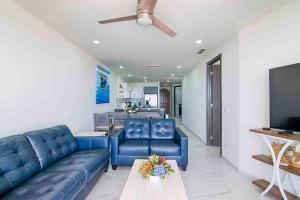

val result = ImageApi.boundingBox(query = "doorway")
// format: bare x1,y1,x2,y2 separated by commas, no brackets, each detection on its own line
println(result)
160,89,170,114
174,86,182,118
206,54,222,155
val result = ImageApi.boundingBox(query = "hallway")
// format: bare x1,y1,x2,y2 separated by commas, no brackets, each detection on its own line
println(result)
87,119,275,200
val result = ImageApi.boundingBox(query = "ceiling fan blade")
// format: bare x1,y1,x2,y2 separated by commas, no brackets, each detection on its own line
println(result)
142,0,158,13
98,15,137,24
151,16,177,37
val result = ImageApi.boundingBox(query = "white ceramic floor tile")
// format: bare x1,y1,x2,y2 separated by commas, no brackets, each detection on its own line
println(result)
86,119,276,200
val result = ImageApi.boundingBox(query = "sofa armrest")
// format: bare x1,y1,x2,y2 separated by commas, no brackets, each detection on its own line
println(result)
111,129,124,145
111,129,124,165
175,128,188,166
75,136,109,150
176,127,188,142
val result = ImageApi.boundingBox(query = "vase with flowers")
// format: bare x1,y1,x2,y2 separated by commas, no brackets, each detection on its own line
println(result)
139,155,174,181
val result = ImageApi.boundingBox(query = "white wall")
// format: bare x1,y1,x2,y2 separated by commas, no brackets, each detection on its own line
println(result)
182,34,240,166
182,64,206,140
183,0,300,194
0,0,120,137
238,0,300,192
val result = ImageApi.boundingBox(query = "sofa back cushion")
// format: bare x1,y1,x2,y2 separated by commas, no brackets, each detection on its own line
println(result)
124,119,150,140
150,119,176,140
24,125,78,169
0,135,41,196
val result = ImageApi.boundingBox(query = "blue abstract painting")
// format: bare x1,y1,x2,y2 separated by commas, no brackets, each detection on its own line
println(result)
96,65,110,104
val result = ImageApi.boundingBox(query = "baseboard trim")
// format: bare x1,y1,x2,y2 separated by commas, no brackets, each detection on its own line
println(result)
237,168,256,180
222,156,239,170
180,122,206,144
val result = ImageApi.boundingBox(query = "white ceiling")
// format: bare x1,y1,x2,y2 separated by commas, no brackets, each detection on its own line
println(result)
14,0,292,83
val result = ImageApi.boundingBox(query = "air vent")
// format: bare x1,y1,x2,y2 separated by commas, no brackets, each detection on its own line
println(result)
197,49,206,54
147,65,160,69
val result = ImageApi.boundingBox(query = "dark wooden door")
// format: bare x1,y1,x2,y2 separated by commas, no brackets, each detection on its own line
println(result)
160,89,170,114
211,64,222,146
207,54,222,154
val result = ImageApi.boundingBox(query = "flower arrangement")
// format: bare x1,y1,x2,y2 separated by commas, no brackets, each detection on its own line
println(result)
139,155,174,180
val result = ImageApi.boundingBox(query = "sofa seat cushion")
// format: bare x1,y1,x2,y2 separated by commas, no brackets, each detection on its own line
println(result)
119,140,149,156
1,170,85,200
150,140,180,156
45,148,109,182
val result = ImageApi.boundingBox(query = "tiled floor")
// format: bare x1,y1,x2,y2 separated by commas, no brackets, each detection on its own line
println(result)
86,119,276,200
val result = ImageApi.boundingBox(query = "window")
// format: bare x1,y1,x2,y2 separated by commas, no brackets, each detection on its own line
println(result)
144,94,158,108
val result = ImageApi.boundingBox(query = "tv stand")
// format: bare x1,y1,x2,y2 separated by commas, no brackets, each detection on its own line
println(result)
250,128,300,200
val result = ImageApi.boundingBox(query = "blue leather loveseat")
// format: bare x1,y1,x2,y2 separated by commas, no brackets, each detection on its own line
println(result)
0,125,110,200
111,119,188,170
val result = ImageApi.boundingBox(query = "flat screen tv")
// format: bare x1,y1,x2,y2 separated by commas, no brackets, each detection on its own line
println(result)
270,63,300,132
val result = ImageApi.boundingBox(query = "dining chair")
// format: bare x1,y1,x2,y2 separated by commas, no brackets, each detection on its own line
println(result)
113,113,128,133
94,113,110,135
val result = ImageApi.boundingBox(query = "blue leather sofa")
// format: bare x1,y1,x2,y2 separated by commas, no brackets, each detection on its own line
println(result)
0,125,110,200
111,119,188,170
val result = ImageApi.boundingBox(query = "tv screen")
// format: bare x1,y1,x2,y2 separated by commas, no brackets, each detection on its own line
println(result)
270,63,300,132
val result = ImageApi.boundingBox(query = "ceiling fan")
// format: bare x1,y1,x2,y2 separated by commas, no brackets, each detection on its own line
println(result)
98,0,177,37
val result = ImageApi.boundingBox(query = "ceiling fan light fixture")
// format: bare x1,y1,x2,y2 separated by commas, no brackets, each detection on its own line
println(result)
137,13,153,26
98,0,177,37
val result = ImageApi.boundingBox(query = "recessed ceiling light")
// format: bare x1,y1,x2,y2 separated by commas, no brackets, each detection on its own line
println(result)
128,74,132,77
119,66,124,69
144,77,147,79
171,74,175,77
93,40,100,44
177,65,182,69
164,83,167,86
145,80,147,82
147,65,160,69
167,80,170,83
196,40,202,44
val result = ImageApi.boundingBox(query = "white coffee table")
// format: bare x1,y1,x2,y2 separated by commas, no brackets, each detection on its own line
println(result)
120,159,188,200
